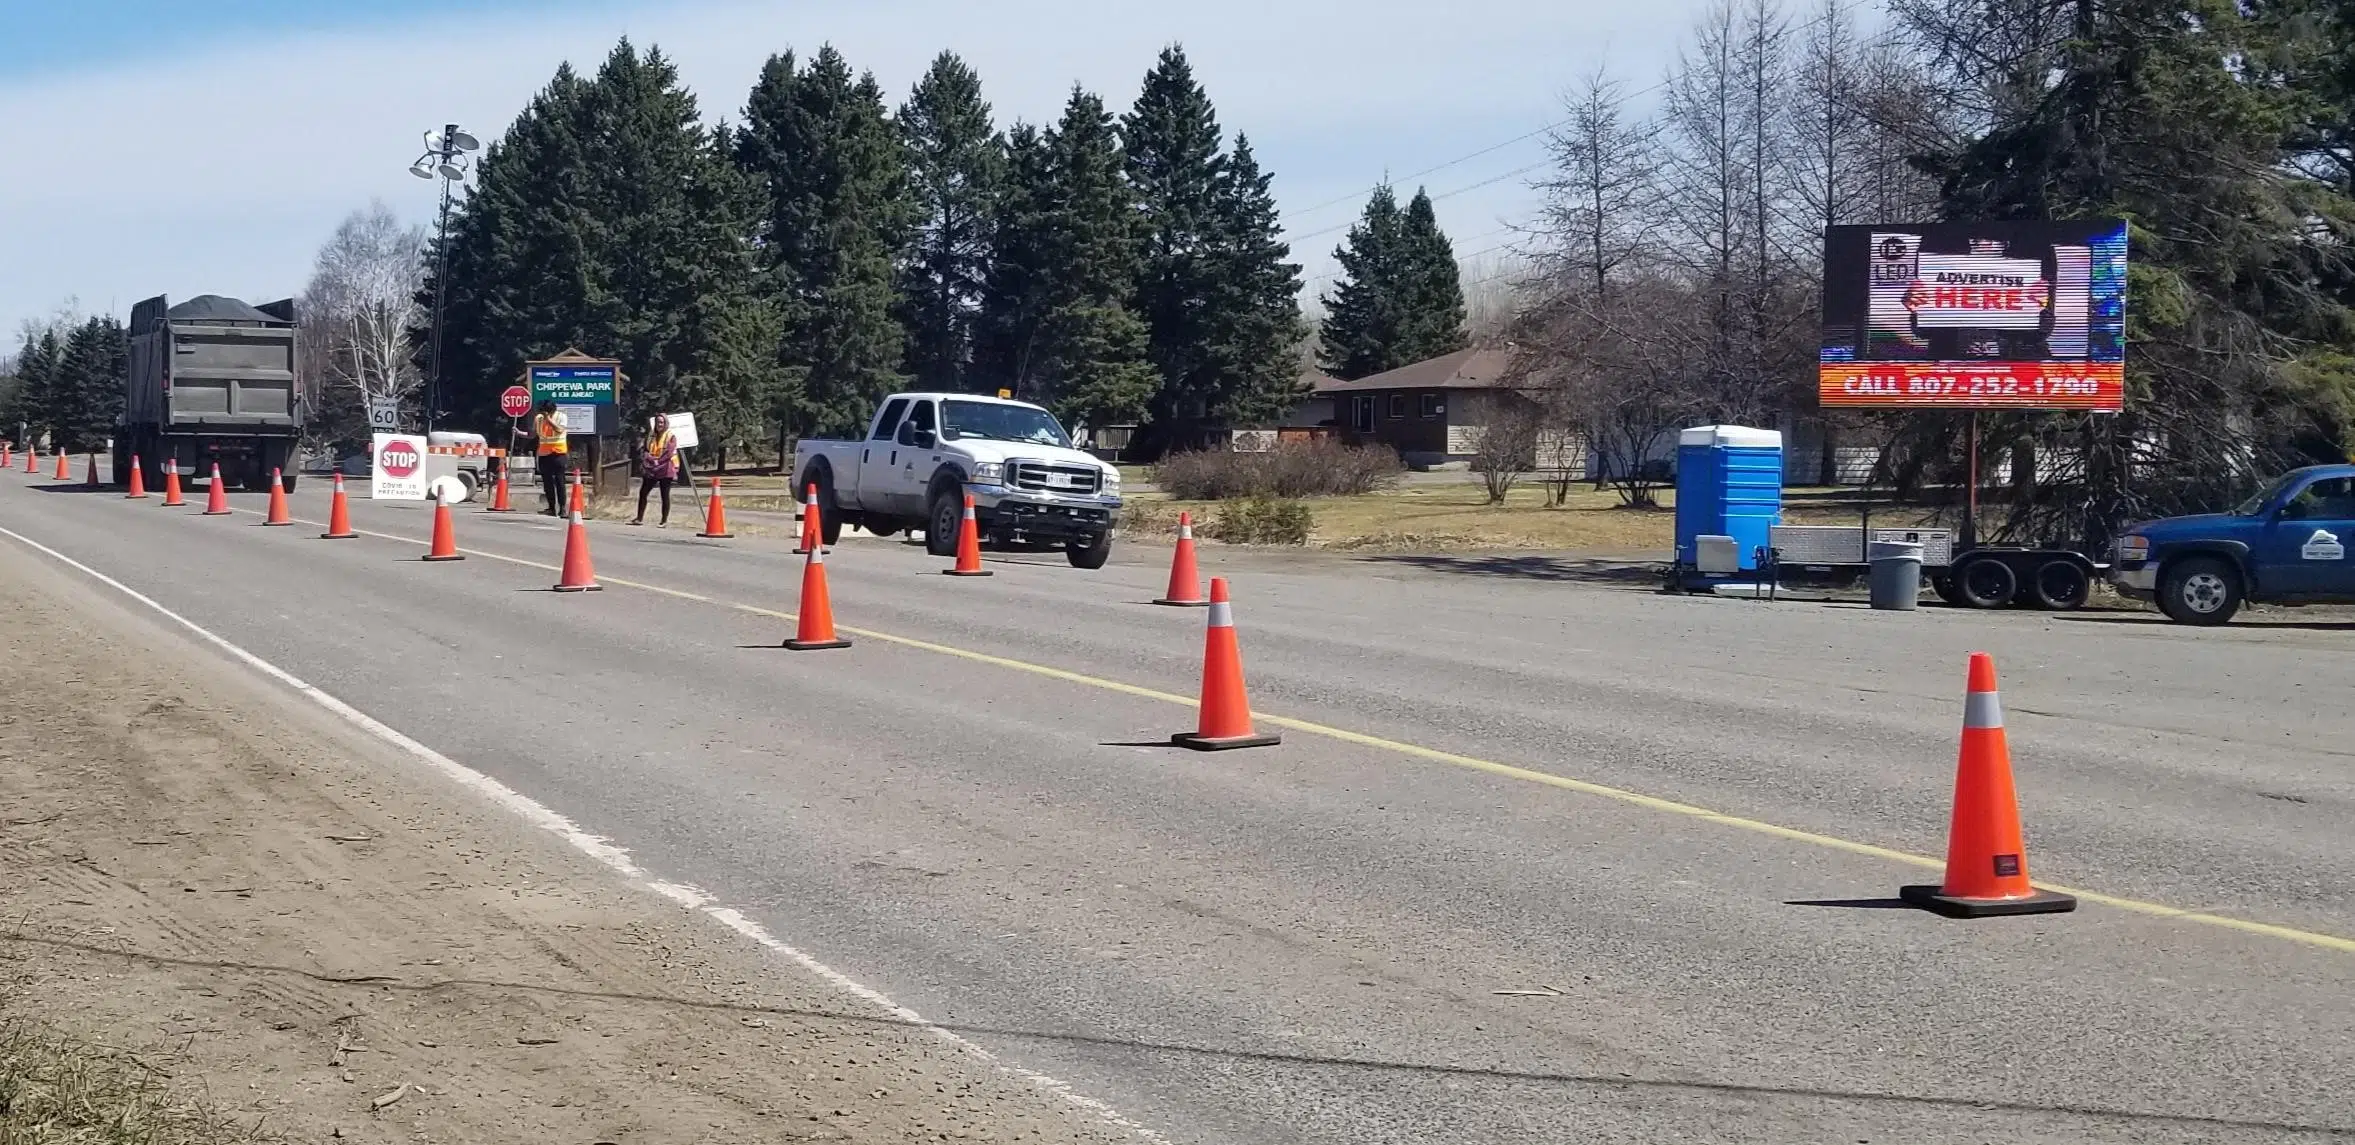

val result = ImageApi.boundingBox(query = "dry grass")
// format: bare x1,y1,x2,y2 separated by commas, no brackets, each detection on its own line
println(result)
0,1014,270,1145
1122,483,1937,553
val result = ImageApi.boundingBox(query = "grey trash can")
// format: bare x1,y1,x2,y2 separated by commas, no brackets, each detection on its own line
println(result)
1867,540,1924,611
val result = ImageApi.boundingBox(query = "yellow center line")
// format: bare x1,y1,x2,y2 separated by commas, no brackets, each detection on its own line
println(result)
223,500,2355,956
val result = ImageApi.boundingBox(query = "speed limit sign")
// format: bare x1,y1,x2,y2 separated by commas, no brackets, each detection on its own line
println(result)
367,397,401,432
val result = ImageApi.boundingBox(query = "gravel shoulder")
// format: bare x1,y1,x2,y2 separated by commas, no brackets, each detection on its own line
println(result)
0,537,1141,1145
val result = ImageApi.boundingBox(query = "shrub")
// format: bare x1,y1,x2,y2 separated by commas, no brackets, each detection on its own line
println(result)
1208,496,1312,545
1154,439,1401,500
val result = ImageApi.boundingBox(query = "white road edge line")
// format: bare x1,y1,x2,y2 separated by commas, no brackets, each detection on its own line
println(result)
0,522,1163,1143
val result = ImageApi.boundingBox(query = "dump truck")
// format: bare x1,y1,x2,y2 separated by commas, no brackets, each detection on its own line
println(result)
119,294,302,492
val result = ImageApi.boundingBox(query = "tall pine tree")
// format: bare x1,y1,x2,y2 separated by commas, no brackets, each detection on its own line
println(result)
737,45,911,438
5,327,62,448
1123,46,1228,440
976,90,1157,431
52,316,126,453
1317,184,1465,379
1202,135,1306,426
895,52,1001,393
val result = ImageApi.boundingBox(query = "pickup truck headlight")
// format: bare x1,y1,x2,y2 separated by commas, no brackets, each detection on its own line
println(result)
968,461,1004,484
2117,534,2151,562
1100,467,1120,493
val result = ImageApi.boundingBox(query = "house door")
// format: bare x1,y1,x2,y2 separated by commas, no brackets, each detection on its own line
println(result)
1352,395,1375,434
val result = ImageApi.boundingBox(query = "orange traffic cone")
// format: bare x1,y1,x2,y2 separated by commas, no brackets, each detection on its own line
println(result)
697,475,734,539
125,456,148,499
794,484,821,555
943,493,991,576
321,473,357,539
1154,511,1208,606
783,523,851,650
54,452,71,481
552,507,601,591
85,453,99,487
1899,653,2076,918
486,471,515,513
262,468,293,525
568,472,587,517
160,460,186,507
1,443,10,468
423,497,464,560
1171,578,1280,750
23,445,37,473
202,463,232,515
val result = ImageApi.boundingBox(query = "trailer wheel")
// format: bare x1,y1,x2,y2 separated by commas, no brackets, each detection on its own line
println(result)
1930,572,1968,607
2030,558,2091,610
1954,556,2018,609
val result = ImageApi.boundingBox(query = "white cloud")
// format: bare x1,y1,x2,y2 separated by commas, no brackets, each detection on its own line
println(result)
0,0,1697,339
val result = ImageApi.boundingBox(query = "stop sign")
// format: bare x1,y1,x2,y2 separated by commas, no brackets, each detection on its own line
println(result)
500,385,533,419
378,440,422,478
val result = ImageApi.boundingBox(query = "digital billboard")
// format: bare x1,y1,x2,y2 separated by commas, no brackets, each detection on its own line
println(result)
1818,221,2127,411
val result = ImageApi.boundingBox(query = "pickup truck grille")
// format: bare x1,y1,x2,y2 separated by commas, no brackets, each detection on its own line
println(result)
1009,461,1102,495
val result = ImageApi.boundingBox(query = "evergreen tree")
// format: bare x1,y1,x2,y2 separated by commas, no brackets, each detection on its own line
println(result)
51,316,126,453
5,328,62,447
1316,185,1466,379
1122,46,1228,436
1397,189,1469,361
737,45,911,438
895,52,1002,392
1317,185,1408,380
977,90,1156,430
1201,135,1306,426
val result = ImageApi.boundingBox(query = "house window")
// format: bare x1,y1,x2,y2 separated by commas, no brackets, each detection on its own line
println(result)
1386,393,1405,419
1419,393,1443,419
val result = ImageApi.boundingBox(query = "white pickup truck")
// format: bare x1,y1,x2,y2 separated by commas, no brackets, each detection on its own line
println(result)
789,392,1123,568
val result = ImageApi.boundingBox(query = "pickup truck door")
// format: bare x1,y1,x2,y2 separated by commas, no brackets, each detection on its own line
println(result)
845,397,909,510
887,399,944,515
2257,475,2355,595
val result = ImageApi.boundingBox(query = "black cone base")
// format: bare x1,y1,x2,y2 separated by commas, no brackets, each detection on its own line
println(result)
1171,731,1282,751
1899,884,2078,918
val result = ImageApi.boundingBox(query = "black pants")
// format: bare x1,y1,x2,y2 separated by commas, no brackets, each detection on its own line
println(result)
636,476,673,523
539,456,569,513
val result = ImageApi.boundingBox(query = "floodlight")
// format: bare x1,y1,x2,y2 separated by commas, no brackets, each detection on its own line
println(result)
436,161,465,180
409,159,435,179
424,129,443,150
451,131,480,152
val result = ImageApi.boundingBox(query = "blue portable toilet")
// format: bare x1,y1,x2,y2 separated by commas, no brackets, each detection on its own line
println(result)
1674,425,1783,572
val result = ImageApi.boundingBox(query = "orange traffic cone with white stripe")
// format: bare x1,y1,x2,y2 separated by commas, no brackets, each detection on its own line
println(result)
125,457,148,499
696,475,733,539
263,468,293,525
23,445,37,473
1171,578,1280,750
784,519,851,650
84,453,99,487
1,443,10,468
160,460,186,507
943,493,990,576
1899,653,2076,918
794,484,821,555
423,497,464,560
568,472,587,517
321,473,357,538
202,463,232,515
486,471,515,512
1154,511,1208,606
54,452,71,481
552,506,601,591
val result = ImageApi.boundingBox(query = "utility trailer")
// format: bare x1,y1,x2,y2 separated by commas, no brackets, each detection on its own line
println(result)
1762,521,2102,610
119,294,302,493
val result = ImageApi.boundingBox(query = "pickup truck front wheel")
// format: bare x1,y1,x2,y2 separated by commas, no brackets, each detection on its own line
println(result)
926,489,963,558
2158,556,2242,626
1066,531,1112,570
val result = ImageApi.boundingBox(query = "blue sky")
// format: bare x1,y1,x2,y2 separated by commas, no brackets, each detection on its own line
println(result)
0,0,1699,342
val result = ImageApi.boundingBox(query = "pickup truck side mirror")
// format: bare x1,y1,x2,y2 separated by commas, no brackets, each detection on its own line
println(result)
897,423,935,450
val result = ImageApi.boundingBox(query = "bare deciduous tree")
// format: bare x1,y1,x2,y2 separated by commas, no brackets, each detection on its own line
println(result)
301,201,427,451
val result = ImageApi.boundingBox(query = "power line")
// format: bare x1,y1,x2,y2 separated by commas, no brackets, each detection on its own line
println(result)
1286,161,1551,250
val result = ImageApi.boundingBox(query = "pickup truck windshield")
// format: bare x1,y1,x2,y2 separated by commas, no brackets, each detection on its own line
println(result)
943,400,1070,447
2234,471,2302,515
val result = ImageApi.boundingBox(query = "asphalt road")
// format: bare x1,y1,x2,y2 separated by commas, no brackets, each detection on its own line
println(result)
3,467,2351,1144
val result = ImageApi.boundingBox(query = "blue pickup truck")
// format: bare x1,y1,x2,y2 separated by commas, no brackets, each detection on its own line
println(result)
2111,463,2355,624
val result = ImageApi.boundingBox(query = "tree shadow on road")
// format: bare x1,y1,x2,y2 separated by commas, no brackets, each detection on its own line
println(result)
8,933,2340,1139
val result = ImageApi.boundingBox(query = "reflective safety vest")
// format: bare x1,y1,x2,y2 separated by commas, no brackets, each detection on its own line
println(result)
535,413,569,456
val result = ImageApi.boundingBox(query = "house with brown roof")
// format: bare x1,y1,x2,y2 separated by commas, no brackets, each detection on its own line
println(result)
1313,347,1539,468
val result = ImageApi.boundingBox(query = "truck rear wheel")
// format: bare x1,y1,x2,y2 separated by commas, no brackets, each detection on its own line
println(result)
2030,558,2091,610
2158,556,2242,626
1953,556,2017,609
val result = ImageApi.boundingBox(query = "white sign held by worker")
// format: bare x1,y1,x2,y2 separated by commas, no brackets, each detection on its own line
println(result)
664,412,699,450
366,397,401,433
371,433,429,500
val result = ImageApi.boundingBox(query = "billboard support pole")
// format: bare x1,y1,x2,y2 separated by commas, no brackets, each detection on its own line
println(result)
1964,412,1981,550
